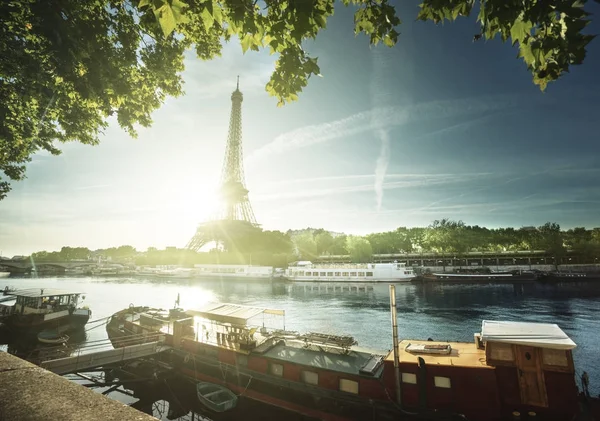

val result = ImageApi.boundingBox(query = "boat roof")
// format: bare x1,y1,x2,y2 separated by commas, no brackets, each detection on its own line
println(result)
186,302,284,325
9,288,83,298
259,339,385,377
481,320,576,350
0,298,16,307
390,340,491,369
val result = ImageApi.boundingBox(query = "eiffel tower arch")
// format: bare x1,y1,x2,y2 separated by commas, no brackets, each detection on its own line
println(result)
186,78,260,252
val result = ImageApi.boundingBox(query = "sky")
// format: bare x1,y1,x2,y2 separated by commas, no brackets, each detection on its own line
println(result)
1,1,600,256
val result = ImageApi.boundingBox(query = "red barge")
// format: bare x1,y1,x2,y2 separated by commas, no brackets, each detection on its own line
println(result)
106,287,599,421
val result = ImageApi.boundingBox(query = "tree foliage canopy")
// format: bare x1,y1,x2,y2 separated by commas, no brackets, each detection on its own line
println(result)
21,222,600,265
1,0,597,198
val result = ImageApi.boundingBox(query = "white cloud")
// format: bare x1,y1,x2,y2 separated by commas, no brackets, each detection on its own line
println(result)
247,93,526,164
252,171,491,202
374,129,390,211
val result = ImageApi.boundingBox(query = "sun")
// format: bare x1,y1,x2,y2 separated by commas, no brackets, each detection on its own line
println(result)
187,187,220,223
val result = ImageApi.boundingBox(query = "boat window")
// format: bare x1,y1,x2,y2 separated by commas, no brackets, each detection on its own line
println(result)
299,271,305,276
301,370,318,385
23,297,40,308
319,272,326,276
237,355,248,367
434,376,451,388
313,272,319,276
339,379,359,394
350,272,357,276
335,272,341,276
401,373,417,384
269,362,283,377
542,348,569,367
366,272,373,276
342,272,348,276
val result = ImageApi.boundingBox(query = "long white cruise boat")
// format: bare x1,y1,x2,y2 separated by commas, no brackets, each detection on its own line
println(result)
193,264,274,280
286,261,416,282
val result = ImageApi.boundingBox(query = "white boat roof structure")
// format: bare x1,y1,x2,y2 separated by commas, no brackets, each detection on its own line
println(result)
9,288,84,299
186,302,285,326
481,320,576,350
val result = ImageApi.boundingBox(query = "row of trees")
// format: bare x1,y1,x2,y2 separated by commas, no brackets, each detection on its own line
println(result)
26,220,600,266
31,245,137,262
290,221,600,264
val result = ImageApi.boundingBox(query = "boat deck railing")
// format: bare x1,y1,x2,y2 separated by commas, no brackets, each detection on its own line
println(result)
38,332,170,375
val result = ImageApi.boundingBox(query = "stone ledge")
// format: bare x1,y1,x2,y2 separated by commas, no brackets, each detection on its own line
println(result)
0,352,156,421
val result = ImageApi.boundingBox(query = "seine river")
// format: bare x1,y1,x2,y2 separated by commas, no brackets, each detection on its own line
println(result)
2,276,599,417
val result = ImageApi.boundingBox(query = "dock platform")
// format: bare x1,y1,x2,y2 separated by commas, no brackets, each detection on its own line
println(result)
40,340,171,375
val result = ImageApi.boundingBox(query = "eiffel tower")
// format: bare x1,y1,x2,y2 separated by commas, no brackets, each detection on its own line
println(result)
186,77,259,252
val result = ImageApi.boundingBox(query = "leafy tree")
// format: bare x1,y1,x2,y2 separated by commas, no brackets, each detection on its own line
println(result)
537,222,566,268
259,230,294,255
1,0,596,199
346,235,373,263
329,235,349,255
292,232,318,260
393,227,414,253
407,227,427,251
418,0,596,91
315,232,334,255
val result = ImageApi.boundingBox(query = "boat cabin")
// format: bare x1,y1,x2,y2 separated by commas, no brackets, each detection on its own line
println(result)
383,320,578,421
9,288,84,316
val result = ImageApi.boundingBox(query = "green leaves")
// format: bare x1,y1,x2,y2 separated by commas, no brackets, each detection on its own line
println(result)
141,0,190,37
417,0,596,91
354,1,401,46
200,6,214,32
510,17,532,46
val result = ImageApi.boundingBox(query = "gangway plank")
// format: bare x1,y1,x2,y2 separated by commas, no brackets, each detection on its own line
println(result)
40,341,171,375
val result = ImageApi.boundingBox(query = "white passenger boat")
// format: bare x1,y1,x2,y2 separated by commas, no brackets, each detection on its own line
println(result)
285,261,416,282
155,267,194,278
192,264,274,280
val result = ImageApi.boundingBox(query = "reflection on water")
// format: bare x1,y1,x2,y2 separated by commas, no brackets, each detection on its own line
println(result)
2,275,600,399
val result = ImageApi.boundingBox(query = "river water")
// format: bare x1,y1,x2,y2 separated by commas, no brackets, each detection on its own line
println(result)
2,276,600,407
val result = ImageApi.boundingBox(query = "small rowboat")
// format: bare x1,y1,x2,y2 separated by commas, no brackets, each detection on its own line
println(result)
37,330,69,344
196,381,237,412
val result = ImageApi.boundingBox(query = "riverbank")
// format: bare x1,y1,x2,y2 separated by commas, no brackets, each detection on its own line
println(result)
0,352,156,420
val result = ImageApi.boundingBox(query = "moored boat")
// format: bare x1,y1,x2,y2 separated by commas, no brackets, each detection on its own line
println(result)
196,381,238,412
0,271,10,279
422,269,539,283
192,264,274,281
0,288,91,334
538,271,600,283
106,295,599,421
286,261,416,282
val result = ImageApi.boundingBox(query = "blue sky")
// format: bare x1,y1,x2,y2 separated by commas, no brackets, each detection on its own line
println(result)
1,1,600,256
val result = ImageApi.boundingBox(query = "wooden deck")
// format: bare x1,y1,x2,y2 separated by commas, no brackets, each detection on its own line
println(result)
386,339,490,368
